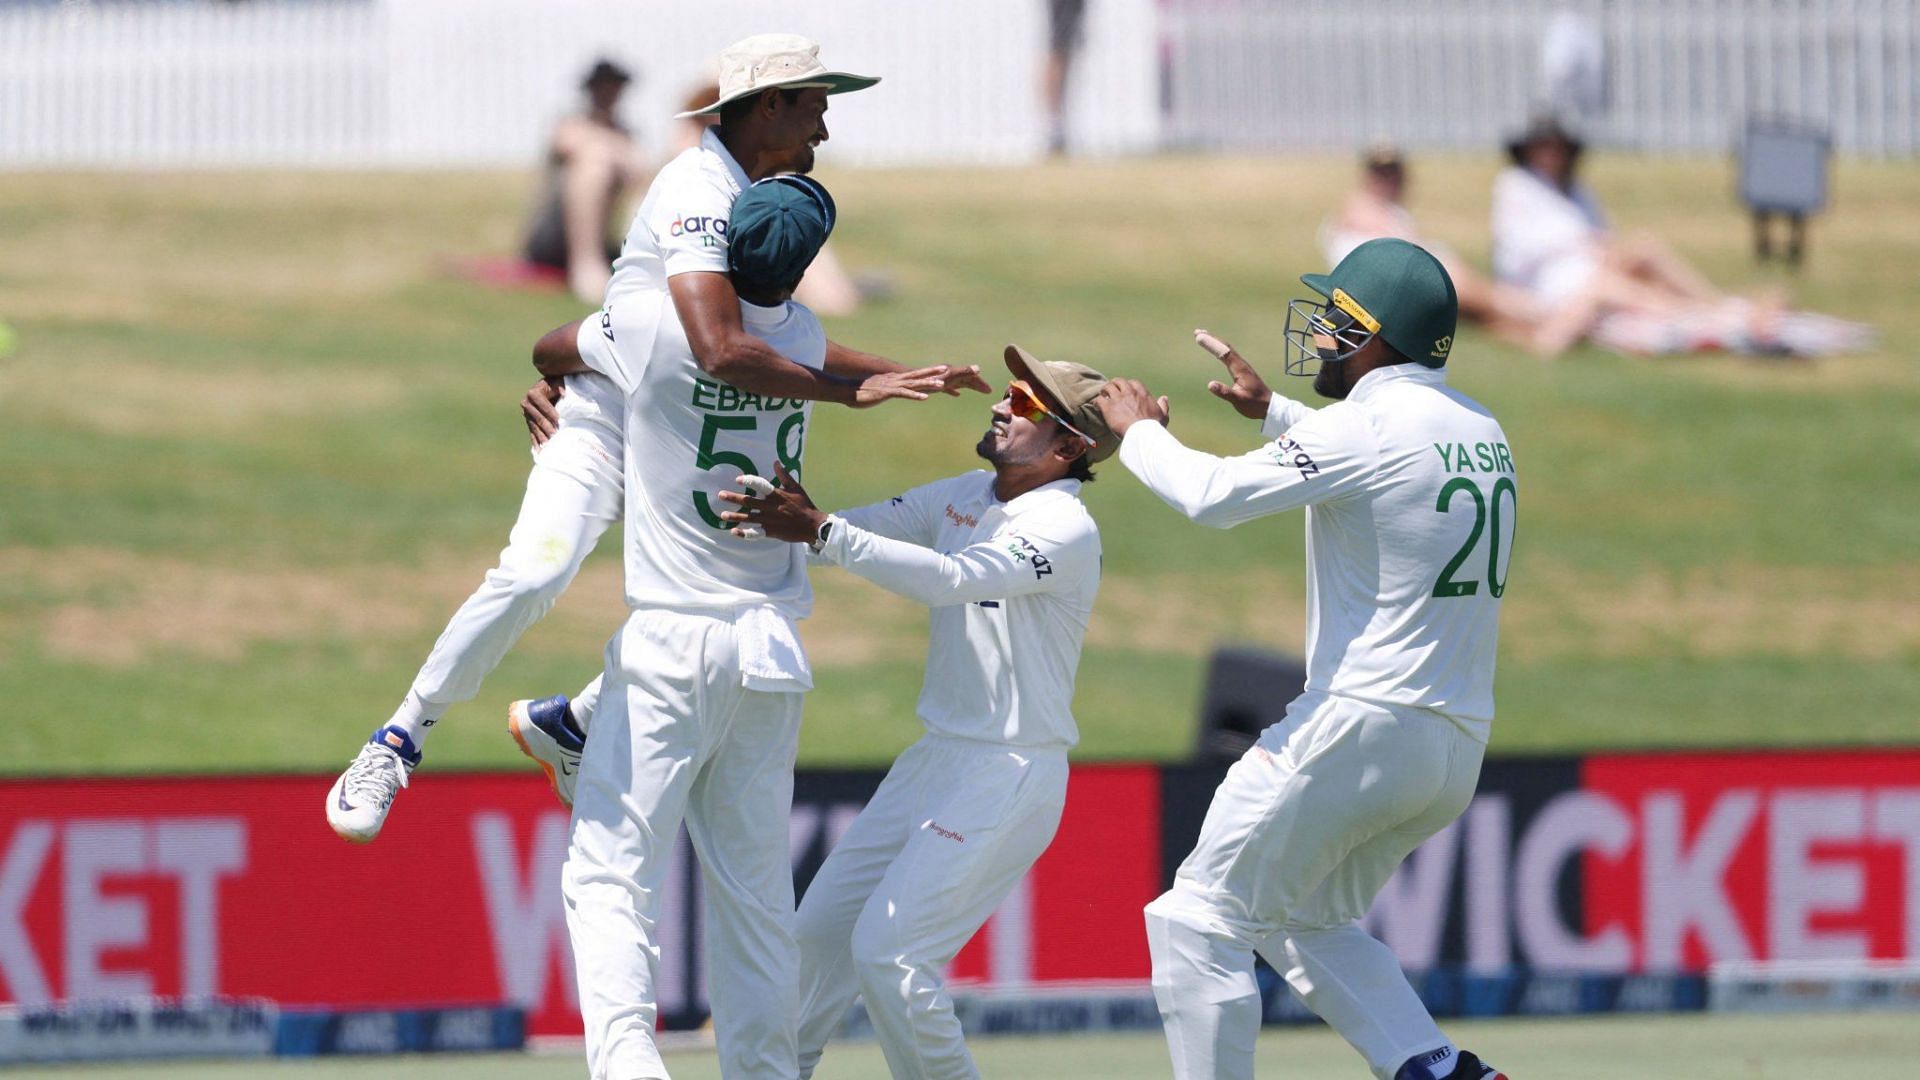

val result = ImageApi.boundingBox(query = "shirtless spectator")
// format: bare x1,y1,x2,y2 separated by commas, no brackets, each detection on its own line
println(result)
524,59,651,304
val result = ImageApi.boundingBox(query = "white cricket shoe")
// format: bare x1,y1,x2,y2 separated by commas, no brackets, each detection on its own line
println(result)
509,695,585,808
325,725,422,843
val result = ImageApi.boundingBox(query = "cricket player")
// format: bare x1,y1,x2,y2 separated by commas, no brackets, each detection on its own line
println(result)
1097,238,1515,1080
525,174,843,1080
713,346,1112,1080
326,33,980,842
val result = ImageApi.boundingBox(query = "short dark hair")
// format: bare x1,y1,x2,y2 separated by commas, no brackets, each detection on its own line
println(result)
1379,338,1416,366
1068,455,1096,483
718,87,804,128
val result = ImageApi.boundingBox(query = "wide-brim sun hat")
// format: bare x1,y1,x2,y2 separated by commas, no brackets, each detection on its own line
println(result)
676,33,879,119
1505,113,1585,166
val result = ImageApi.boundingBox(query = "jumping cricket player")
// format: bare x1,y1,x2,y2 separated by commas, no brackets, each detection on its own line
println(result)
1097,238,1515,1080
714,347,1113,1079
325,33,979,843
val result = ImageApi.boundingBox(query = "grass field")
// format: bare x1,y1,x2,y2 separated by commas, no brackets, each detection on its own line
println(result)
3,155,1917,774
45,1013,1920,1079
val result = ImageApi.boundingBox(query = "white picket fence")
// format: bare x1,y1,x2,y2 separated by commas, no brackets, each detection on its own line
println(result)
0,0,1914,169
1161,0,1920,157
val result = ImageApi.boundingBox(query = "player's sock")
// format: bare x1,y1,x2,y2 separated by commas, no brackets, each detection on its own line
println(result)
568,673,605,736
386,690,447,746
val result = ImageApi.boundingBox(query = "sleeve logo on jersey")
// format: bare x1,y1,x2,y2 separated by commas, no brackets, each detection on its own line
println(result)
669,216,728,249
1004,535,1053,580
888,496,906,507
1268,436,1320,480
599,308,615,342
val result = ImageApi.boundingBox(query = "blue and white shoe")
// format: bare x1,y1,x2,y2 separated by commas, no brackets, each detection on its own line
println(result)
509,696,585,808
326,725,422,844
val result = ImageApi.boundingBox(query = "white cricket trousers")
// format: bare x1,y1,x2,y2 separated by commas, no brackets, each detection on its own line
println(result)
564,608,806,1080
406,424,622,712
793,733,1068,1080
1145,692,1485,1080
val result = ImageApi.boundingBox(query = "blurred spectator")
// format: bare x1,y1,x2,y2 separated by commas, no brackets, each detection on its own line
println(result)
1492,115,1872,358
1322,144,1547,353
1039,0,1087,156
524,58,650,304
1540,12,1607,125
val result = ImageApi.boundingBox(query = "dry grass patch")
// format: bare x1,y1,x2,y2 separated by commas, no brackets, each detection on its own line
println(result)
46,357,406,439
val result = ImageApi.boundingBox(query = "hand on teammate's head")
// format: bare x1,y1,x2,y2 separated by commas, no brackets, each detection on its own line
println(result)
1095,378,1171,438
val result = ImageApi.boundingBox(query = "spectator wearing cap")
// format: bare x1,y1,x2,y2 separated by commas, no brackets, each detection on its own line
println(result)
1492,114,1731,355
524,58,652,303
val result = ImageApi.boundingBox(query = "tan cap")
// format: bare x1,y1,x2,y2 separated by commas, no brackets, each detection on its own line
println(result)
676,33,880,119
1004,345,1119,464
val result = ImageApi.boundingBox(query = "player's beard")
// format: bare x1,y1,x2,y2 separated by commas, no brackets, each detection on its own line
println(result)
1313,359,1351,400
976,422,1044,466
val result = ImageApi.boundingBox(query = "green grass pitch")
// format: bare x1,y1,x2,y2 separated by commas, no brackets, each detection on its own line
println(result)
41,1013,1920,1078
2,156,1917,774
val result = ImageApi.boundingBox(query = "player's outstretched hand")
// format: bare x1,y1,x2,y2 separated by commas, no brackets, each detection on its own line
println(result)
1096,378,1171,438
854,366,949,408
717,464,826,544
935,364,992,396
1196,329,1272,421
522,377,565,447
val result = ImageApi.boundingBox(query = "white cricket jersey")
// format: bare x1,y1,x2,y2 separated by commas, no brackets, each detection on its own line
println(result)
608,126,748,304
577,289,826,617
814,471,1101,750
560,127,753,439
1119,364,1515,741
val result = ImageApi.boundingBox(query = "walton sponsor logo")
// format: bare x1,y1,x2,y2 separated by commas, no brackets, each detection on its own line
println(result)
944,504,979,529
927,822,966,843
1431,334,1453,359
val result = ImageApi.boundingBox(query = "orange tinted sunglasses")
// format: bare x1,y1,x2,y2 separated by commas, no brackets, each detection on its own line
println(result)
1007,380,1095,446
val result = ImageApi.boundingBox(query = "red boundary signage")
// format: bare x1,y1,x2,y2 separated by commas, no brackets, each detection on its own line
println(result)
0,750,1914,1037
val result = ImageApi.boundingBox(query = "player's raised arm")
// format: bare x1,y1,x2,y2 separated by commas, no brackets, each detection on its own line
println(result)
1101,377,1373,529
672,269,947,408
825,340,992,397
718,467,1094,607
1195,328,1317,436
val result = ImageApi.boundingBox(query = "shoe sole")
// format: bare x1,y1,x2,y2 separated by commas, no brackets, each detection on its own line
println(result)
508,700,572,809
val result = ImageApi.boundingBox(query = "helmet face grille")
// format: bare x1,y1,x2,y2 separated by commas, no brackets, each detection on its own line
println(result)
1283,297,1375,377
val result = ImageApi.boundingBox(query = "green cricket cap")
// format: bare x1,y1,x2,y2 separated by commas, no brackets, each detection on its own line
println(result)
727,175,836,293
1301,238,1458,368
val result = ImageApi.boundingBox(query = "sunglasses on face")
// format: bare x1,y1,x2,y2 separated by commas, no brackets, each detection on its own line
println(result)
1005,380,1096,447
